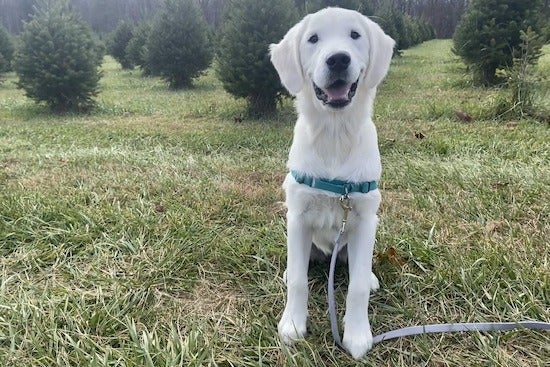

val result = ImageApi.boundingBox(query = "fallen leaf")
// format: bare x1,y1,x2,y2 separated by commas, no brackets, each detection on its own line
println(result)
455,110,473,123
376,246,407,266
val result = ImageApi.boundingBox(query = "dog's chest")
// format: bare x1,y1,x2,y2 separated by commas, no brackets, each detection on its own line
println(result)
301,194,360,254
305,196,351,230
284,174,381,255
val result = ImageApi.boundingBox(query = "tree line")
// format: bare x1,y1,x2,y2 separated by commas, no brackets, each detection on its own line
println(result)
1,0,547,119
1,0,438,113
1,0,465,37
0,0,225,33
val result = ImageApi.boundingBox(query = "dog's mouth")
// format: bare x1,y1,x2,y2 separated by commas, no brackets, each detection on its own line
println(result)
313,79,358,108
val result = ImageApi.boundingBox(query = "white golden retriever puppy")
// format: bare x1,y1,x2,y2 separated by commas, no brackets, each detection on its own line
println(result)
270,7,394,359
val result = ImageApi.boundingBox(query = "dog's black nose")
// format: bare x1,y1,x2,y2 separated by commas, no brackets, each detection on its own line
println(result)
326,52,351,72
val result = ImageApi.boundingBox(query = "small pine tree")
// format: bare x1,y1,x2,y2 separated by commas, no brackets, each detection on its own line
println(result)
15,0,103,112
453,0,543,86
420,20,436,42
374,11,398,47
109,21,134,69
216,0,298,115
146,0,212,89
374,6,407,53
126,22,153,75
494,27,546,119
0,24,14,74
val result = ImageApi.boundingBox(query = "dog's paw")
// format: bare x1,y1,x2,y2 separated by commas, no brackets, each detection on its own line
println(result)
278,313,307,345
342,325,373,360
370,272,380,292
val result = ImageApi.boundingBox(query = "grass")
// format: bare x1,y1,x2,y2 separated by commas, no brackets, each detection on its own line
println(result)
0,40,548,366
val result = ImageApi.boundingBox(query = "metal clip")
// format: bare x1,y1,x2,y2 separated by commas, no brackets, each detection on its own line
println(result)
338,194,352,234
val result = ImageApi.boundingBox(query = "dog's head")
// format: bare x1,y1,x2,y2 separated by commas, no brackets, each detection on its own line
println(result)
270,7,395,110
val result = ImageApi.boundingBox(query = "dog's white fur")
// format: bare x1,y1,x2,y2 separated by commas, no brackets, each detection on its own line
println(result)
270,7,394,359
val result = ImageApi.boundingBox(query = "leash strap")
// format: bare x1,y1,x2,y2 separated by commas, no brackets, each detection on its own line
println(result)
328,227,345,349
328,195,352,349
372,321,550,344
328,195,550,353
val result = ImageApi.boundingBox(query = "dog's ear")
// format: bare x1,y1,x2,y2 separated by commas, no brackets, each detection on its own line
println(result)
269,20,305,96
362,16,395,90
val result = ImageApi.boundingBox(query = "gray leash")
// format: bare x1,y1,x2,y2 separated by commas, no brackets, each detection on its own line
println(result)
328,225,346,348
328,195,550,352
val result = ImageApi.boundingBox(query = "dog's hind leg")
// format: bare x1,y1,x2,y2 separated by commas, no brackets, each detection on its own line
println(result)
370,272,380,292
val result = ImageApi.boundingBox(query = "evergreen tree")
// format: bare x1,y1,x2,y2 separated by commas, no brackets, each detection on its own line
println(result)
371,3,435,52
453,0,544,86
109,21,135,69
14,0,103,112
146,0,212,89
216,0,298,115
0,24,14,74
126,22,153,75
494,27,546,119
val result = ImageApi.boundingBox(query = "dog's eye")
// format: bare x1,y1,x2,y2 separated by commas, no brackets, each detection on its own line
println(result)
350,31,361,40
308,34,319,44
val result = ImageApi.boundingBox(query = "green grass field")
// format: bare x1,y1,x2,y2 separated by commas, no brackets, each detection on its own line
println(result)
0,40,548,366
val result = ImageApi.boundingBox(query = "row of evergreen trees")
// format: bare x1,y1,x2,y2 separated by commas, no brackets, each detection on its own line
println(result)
0,0,436,114
3,0,546,116
108,0,436,112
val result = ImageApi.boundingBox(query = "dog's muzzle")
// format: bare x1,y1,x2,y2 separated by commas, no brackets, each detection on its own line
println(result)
313,78,359,109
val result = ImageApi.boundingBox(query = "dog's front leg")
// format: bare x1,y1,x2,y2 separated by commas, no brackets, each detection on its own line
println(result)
342,214,378,359
278,214,312,345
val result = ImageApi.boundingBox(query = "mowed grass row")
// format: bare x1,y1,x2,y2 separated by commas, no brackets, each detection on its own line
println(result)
0,40,548,366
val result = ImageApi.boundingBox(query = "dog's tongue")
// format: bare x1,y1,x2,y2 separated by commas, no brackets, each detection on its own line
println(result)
325,83,351,101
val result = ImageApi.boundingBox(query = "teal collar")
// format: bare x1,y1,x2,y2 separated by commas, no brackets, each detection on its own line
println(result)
291,170,378,195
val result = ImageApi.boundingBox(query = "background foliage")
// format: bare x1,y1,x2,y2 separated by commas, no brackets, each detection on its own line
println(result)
0,24,14,75
452,0,545,86
124,21,152,75
0,0,467,38
145,0,212,89
108,21,135,70
216,0,298,115
14,0,103,112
